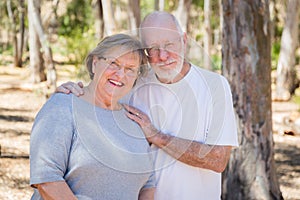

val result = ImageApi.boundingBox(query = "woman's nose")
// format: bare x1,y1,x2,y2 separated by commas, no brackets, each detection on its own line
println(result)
115,67,125,77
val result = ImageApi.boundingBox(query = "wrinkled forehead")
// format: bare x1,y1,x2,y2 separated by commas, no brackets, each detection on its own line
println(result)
140,27,182,47
104,45,140,58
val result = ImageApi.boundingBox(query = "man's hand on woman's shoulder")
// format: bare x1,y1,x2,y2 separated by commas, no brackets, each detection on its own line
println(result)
55,81,84,96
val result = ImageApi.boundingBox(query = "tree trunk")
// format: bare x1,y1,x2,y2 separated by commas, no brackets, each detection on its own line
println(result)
17,0,25,68
94,0,104,39
173,0,192,32
28,0,57,90
28,8,45,83
275,0,300,101
101,0,116,35
128,0,140,35
221,0,283,199
203,0,212,70
6,0,19,67
155,0,164,11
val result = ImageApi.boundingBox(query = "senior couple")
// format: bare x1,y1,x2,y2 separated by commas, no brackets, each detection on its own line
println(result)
30,11,238,200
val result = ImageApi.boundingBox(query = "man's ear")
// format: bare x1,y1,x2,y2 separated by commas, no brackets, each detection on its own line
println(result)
183,32,188,54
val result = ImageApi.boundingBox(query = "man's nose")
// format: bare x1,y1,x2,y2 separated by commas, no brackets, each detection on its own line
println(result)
159,48,169,60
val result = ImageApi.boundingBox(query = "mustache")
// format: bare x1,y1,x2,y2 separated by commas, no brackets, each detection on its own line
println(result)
155,59,177,66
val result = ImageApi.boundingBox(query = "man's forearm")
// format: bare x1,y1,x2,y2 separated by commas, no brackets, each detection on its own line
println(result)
150,132,232,173
123,105,232,172
35,181,77,200
138,187,155,200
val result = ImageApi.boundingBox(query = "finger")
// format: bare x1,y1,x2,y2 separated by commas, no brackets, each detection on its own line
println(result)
71,82,84,95
62,82,84,96
125,111,143,124
124,107,142,119
122,104,141,115
77,81,84,89
61,84,80,96
55,86,71,94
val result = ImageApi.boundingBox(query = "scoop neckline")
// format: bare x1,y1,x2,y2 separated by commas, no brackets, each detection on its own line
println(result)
71,94,124,113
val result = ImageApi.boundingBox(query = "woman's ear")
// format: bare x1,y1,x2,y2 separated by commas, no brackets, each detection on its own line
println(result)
92,57,97,74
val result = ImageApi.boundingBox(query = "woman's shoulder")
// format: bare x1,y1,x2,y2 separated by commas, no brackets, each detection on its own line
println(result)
36,93,74,119
48,93,73,105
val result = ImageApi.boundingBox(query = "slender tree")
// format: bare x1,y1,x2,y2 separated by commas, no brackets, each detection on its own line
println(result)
94,0,104,39
173,0,192,32
6,0,19,67
128,0,140,35
221,0,283,199
17,0,25,68
101,0,116,35
155,0,164,11
28,5,45,83
275,0,300,101
203,0,212,70
28,0,56,89
6,0,25,68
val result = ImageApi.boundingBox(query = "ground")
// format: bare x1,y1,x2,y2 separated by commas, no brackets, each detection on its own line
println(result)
0,65,300,199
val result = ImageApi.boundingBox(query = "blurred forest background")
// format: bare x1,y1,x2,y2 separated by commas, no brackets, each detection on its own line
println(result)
0,0,300,199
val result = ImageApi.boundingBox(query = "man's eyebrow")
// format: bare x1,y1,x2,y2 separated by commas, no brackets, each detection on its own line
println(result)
148,38,179,46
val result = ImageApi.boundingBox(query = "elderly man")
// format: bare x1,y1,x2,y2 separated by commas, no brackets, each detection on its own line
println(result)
57,11,238,200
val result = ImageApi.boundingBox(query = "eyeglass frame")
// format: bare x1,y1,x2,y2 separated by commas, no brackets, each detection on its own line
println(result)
97,56,140,77
143,37,184,58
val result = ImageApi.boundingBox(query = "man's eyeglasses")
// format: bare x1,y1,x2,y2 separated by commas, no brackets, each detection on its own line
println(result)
144,37,183,58
98,57,139,77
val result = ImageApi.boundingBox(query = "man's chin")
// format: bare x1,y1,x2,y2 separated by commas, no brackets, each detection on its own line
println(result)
156,71,178,82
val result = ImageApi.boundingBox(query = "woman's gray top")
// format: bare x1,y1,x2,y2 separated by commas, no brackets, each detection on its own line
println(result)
30,93,155,200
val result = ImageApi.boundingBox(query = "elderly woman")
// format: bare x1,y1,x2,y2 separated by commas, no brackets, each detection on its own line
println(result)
30,34,155,200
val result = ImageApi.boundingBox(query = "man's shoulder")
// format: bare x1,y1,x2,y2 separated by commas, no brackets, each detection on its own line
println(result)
191,64,224,80
190,64,230,91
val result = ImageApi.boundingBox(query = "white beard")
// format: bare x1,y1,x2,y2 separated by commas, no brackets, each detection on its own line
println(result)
153,56,184,83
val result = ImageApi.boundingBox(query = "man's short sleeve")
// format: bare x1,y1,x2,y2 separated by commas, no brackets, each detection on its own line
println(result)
205,76,238,147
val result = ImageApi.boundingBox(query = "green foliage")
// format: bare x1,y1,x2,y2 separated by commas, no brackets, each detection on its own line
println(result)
164,0,177,11
274,25,283,39
291,93,300,109
0,46,14,66
55,0,96,80
271,41,281,70
0,0,27,53
0,1,9,26
195,33,202,41
57,0,93,36
191,0,220,30
211,54,221,71
140,0,155,19
59,29,97,81
192,0,203,7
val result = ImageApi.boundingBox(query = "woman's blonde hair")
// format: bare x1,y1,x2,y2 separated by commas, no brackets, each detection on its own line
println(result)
85,33,147,80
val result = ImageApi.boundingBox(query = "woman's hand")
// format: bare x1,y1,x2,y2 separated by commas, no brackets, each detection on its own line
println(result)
123,104,159,144
55,81,84,96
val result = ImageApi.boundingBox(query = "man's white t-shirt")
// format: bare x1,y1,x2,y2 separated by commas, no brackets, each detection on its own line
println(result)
126,64,239,200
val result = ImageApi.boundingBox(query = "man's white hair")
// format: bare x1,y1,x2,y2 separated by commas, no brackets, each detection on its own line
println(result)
139,11,184,44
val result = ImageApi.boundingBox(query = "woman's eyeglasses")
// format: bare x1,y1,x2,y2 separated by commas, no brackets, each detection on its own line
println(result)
98,57,139,77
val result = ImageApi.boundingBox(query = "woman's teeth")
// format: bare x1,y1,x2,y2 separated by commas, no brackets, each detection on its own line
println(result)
109,79,123,86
